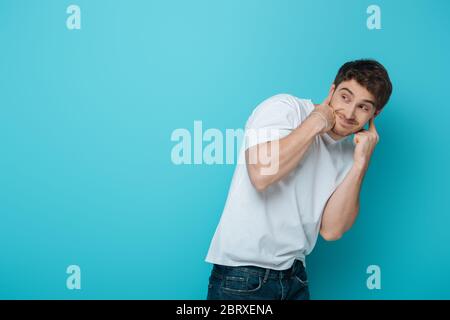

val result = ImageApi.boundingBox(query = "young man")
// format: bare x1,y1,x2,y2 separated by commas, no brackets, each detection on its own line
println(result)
205,59,392,300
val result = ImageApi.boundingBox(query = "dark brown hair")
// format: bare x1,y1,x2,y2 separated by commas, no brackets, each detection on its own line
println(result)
333,59,392,111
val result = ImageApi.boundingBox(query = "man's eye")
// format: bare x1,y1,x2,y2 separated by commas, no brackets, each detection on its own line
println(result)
341,95,348,101
360,105,369,111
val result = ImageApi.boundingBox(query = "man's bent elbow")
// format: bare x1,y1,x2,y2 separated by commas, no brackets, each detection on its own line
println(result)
246,164,271,192
249,172,270,192
320,229,343,241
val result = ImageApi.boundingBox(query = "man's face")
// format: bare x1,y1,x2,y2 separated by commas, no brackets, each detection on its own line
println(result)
329,79,379,138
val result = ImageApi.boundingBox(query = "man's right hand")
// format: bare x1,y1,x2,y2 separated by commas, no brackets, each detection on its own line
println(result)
309,84,336,134
246,85,337,191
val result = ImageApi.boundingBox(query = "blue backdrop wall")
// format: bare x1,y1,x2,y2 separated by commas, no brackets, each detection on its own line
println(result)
1,0,449,299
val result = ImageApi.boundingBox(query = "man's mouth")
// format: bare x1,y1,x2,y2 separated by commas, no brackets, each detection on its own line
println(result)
336,114,356,128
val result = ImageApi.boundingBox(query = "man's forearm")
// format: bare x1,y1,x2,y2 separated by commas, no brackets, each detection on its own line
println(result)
246,115,323,191
320,164,368,240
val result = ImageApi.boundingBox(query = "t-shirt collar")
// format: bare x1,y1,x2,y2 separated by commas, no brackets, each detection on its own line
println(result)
322,131,347,145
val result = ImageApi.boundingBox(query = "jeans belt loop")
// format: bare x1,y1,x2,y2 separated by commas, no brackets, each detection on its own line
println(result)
290,260,298,278
263,269,270,283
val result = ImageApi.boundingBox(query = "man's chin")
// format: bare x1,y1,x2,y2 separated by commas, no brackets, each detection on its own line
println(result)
330,128,350,139
332,124,360,137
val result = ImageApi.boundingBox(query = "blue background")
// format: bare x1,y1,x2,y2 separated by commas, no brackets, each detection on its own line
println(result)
1,0,449,299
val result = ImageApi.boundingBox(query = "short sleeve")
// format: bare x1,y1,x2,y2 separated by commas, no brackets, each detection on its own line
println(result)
244,94,303,150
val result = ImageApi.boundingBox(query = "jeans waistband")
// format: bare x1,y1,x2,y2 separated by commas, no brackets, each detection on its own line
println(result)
212,259,305,281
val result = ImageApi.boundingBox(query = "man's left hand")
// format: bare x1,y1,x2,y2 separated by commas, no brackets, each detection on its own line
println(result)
353,117,379,170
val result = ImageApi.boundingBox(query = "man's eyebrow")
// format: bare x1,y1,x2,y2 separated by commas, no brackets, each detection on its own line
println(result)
338,87,354,96
362,99,376,107
338,87,375,107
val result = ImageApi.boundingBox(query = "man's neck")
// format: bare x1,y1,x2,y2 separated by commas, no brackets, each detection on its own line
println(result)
326,130,346,141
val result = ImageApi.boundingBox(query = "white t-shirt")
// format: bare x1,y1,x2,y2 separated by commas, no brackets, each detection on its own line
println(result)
205,94,355,270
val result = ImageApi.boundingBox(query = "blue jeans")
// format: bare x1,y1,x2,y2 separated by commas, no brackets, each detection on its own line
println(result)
206,259,310,300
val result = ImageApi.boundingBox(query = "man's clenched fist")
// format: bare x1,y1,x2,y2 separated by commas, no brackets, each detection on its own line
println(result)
309,84,336,134
353,117,379,170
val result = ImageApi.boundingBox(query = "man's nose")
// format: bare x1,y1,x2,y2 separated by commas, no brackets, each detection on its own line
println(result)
343,105,357,120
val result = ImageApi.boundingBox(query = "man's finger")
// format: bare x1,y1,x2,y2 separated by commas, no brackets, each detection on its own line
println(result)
355,128,366,134
368,117,377,134
322,84,335,105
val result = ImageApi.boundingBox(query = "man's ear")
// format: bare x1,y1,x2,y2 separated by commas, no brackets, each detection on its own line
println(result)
374,109,381,117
